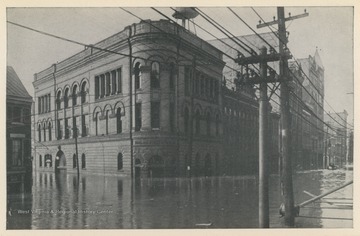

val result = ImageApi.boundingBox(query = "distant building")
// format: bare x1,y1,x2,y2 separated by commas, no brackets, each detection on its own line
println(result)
7,66,33,193
208,33,282,174
209,35,325,171
292,50,325,170
324,110,348,168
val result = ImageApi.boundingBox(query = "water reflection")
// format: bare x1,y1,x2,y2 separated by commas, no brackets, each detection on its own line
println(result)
7,170,352,229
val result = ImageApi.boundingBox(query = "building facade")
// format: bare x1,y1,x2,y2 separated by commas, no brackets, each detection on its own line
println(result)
7,66,33,193
33,20,225,178
324,110,348,168
293,50,325,169
209,35,325,171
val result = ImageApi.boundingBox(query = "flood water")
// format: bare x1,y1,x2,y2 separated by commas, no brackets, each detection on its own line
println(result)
7,169,353,229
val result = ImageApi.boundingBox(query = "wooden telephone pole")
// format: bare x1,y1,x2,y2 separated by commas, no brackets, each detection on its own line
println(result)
257,7,308,227
235,47,291,228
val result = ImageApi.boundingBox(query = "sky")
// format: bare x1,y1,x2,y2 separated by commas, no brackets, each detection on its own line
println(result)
6,6,354,125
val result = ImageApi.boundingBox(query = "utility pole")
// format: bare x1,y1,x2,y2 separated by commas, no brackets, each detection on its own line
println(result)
257,7,308,227
235,46,290,228
258,46,269,227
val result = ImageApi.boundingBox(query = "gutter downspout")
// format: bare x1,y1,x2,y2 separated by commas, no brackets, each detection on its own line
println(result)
53,64,57,144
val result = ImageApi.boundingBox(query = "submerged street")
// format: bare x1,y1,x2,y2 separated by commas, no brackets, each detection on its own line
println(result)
7,169,353,229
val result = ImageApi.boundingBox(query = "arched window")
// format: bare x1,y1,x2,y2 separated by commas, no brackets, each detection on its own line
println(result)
39,154,42,167
49,155,53,167
56,91,61,109
64,88,69,108
57,119,62,140
95,112,99,136
195,110,201,135
81,154,86,169
105,110,110,135
134,62,141,90
43,123,46,142
184,107,189,134
38,124,42,142
72,85,78,106
169,63,175,91
81,81,87,104
151,62,160,89
73,154,77,168
116,108,122,134
206,112,211,136
48,122,52,141
117,153,123,170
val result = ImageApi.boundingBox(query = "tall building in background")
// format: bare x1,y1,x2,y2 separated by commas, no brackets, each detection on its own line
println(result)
7,66,33,193
324,110,348,168
209,36,325,171
292,50,325,169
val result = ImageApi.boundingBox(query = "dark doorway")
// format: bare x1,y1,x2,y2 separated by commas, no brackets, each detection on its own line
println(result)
148,156,164,178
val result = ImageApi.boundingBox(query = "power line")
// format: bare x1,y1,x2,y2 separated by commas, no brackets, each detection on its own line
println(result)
250,7,353,129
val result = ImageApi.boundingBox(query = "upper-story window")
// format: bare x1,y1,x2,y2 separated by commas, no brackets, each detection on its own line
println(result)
151,101,160,129
116,108,122,134
151,62,160,89
134,62,141,90
72,85,78,106
64,88,69,108
56,91,62,110
100,75,105,98
135,103,142,131
95,68,123,100
105,72,111,96
48,122,52,141
13,107,22,123
38,124,41,142
81,81,87,104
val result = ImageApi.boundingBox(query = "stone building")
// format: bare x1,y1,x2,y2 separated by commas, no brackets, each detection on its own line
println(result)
209,35,325,171
292,50,325,169
324,110,348,168
7,66,33,193
33,19,225,177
